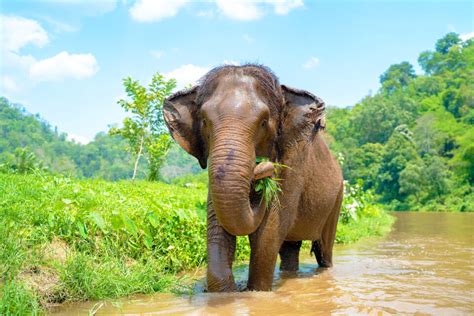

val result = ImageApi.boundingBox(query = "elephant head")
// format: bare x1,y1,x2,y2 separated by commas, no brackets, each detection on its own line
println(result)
163,64,325,236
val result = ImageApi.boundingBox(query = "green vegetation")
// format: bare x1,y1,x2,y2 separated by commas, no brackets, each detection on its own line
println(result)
0,173,207,314
0,93,196,182
0,172,389,313
326,33,473,211
0,96,136,180
254,156,286,207
109,73,176,180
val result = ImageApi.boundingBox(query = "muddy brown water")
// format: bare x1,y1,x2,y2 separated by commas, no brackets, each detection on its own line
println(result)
51,212,473,315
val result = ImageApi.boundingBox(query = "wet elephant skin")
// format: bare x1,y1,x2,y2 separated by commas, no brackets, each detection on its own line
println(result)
163,64,343,292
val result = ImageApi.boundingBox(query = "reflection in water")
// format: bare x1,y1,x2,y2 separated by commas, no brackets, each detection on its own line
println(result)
51,213,474,315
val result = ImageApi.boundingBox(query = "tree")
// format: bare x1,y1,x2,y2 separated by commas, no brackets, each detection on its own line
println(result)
110,73,176,180
380,61,416,94
435,32,461,54
376,125,418,203
399,160,424,203
413,114,445,157
423,155,449,198
350,93,417,145
10,147,44,174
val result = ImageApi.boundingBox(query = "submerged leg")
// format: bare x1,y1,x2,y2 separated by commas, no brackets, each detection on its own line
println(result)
206,195,237,292
311,185,343,268
247,207,282,291
279,241,302,271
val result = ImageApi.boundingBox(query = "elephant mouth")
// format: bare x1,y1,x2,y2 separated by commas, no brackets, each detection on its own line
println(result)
249,160,275,210
249,182,263,209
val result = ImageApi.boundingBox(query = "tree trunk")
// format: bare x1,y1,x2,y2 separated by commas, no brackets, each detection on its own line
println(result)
132,135,144,180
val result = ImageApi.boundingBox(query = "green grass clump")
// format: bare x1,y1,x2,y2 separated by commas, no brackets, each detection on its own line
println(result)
0,173,212,313
0,281,40,315
335,210,395,244
254,157,288,207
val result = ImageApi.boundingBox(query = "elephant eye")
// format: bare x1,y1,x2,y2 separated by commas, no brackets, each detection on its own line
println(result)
261,119,268,128
202,119,207,128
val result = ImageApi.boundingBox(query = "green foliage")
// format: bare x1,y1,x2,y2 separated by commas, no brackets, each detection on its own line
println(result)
0,97,136,180
328,32,474,211
9,147,45,174
0,173,208,312
254,157,286,208
435,32,461,54
110,72,176,180
335,211,394,244
0,280,40,315
380,61,416,94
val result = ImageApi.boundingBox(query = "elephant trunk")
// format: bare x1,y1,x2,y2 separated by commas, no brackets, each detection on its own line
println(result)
209,123,266,236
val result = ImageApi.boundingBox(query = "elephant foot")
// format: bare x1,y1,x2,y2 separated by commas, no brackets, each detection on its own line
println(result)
207,269,238,292
246,282,273,292
206,279,238,292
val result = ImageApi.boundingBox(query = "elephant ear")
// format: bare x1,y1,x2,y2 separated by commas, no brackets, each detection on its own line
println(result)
163,86,207,169
280,85,326,146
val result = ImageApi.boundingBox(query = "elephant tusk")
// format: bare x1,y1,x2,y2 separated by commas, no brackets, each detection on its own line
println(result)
254,161,274,180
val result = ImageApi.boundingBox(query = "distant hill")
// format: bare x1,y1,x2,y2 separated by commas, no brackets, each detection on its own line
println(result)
0,97,200,181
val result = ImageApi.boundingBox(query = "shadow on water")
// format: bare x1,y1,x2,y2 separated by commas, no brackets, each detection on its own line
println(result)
50,212,474,315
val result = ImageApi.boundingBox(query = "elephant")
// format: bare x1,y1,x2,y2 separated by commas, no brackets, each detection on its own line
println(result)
163,64,343,292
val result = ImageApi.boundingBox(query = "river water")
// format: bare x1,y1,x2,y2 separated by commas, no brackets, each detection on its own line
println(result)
52,212,473,315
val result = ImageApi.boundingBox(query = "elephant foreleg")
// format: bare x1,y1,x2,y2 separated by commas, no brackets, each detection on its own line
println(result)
247,207,282,291
206,196,237,292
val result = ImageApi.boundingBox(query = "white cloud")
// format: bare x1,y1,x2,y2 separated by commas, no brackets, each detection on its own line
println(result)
127,0,303,22
268,0,303,15
215,0,303,20
303,56,320,69
129,0,187,22
29,51,99,82
3,51,36,72
460,32,474,41
1,76,20,94
243,34,255,43
197,10,215,18
67,133,91,144
0,15,49,52
164,64,210,90
149,50,163,59
216,0,263,20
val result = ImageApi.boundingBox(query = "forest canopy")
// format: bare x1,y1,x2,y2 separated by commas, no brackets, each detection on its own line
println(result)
326,32,473,211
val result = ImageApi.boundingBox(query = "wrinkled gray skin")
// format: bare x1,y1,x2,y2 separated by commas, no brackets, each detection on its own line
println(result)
163,65,343,292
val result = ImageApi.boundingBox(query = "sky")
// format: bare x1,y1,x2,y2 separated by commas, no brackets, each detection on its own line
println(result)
1,0,473,144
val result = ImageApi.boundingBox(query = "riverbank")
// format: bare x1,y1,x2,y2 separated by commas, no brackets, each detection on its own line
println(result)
0,173,394,314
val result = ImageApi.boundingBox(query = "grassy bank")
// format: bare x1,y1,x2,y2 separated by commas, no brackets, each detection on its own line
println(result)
0,173,393,314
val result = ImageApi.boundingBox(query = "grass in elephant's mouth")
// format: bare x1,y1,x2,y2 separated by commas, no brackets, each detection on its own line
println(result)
254,157,287,208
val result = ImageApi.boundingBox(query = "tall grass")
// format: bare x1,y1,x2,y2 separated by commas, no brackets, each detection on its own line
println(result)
0,172,392,313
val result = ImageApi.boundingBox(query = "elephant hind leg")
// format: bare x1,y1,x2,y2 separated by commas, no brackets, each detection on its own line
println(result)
312,185,343,268
311,240,331,268
279,241,302,271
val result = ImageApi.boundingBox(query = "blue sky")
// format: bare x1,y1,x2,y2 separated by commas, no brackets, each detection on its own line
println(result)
1,0,472,143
